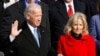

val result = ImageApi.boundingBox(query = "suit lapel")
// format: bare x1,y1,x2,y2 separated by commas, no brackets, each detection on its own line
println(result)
23,23,39,50
56,1,69,20
39,26,45,48
38,26,48,55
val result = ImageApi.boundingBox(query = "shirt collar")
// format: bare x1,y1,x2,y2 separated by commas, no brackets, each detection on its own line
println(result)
27,23,37,34
66,32,87,46
65,0,75,14
25,0,30,6
24,0,39,7
65,0,74,7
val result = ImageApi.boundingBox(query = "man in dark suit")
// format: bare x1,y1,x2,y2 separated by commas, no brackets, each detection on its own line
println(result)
2,3,51,56
49,0,86,51
0,0,50,55
0,0,50,36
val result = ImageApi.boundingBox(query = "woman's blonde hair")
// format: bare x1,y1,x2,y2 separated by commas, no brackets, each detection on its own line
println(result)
64,12,89,34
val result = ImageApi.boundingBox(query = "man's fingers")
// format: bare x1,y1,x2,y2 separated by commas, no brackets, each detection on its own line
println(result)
13,20,18,28
12,20,18,30
18,29,22,34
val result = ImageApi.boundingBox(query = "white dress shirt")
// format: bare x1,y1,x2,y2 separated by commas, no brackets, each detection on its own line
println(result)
65,0,75,14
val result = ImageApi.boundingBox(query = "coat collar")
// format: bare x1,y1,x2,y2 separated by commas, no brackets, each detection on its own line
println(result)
66,32,88,46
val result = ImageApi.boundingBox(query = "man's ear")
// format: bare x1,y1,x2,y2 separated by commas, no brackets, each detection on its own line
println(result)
25,14,30,20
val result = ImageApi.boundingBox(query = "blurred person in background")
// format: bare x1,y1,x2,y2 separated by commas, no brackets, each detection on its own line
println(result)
89,0,100,56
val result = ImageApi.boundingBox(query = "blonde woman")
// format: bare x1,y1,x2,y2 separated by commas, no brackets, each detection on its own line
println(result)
57,12,96,56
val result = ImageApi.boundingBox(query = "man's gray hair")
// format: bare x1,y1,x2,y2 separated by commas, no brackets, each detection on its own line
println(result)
24,3,41,16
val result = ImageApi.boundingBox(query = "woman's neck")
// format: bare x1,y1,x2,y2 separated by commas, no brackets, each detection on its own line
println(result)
71,31,82,40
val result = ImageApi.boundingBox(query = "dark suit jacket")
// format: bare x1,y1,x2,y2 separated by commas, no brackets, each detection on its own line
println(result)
0,1,4,25
2,0,9,3
49,0,86,50
87,0,98,16
41,0,55,5
0,0,50,45
2,22,51,56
